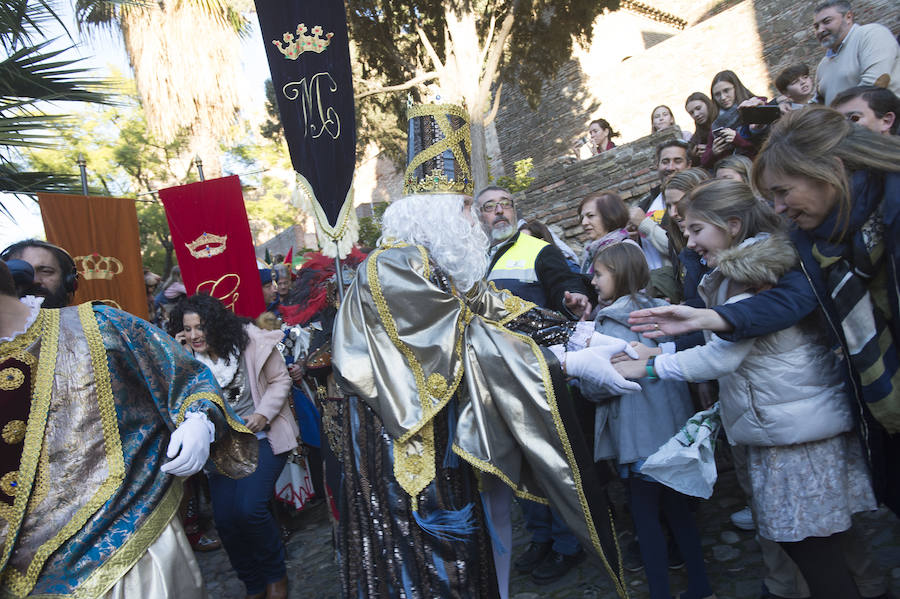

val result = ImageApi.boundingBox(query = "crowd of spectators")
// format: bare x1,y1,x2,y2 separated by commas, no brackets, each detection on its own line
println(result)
505,1,899,596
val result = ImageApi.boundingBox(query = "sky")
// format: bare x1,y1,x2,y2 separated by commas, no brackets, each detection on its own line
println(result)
0,4,272,249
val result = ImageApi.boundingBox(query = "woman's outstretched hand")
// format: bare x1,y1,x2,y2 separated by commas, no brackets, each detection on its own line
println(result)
628,305,729,338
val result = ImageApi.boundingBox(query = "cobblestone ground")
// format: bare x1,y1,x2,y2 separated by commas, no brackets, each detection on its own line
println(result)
197,470,900,598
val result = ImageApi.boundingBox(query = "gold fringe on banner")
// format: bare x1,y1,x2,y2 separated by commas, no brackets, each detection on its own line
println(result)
291,173,358,259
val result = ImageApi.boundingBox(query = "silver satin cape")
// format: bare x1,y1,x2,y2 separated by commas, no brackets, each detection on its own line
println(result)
333,243,627,597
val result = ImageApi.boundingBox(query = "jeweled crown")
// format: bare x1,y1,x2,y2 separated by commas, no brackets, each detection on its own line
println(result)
273,24,334,60
186,232,228,259
404,103,473,196
75,253,124,280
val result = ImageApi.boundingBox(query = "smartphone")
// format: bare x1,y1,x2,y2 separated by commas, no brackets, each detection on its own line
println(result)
739,105,781,125
712,127,725,137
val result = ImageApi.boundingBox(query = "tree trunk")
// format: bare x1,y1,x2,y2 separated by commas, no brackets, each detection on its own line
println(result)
469,119,489,192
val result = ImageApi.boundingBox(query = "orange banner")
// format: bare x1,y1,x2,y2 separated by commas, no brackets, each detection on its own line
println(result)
38,193,149,319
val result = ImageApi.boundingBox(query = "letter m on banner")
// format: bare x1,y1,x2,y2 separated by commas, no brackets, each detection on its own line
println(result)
254,0,357,258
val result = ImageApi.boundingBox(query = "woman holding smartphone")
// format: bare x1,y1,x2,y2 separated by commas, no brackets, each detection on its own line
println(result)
701,70,763,169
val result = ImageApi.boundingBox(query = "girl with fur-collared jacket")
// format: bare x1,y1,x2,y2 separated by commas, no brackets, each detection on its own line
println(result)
614,180,876,599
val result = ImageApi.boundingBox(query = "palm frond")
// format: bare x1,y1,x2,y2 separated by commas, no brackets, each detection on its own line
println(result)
0,41,112,105
0,162,85,194
0,0,70,50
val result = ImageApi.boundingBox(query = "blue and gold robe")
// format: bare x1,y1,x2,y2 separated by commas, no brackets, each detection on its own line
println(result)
0,303,256,598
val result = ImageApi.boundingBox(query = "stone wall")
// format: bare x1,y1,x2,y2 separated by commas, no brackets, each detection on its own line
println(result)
515,128,678,256
494,0,900,177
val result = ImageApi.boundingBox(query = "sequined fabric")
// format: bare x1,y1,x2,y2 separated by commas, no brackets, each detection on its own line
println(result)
338,397,497,598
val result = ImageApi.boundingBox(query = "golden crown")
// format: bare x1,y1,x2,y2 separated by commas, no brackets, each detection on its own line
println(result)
404,103,473,196
273,24,334,60
75,253,124,281
186,232,228,259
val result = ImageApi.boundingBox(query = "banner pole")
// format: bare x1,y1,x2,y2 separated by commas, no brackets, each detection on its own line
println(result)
194,156,206,182
334,256,344,300
76,153,89,195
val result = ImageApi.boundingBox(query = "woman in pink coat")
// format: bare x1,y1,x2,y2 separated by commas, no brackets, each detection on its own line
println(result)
170,294,299,599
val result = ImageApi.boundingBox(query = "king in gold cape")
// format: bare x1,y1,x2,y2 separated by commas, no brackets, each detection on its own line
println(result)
0,302,256,598
333,243,626,598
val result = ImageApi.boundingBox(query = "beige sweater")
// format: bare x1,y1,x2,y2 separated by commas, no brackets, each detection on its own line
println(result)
815,23,900,105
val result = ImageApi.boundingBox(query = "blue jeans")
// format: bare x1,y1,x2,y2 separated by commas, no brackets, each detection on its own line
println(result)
519,499,580,556
208,438,288,594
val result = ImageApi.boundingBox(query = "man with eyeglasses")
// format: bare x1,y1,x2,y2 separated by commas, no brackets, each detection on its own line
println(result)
477,186,592,320
475,185,594,584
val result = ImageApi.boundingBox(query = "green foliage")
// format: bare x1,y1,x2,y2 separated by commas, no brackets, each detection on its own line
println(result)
494,157,534,193
0,0,112,197
356,202,388,249
345,0,618,157
25,84,196,276
259,79,285,145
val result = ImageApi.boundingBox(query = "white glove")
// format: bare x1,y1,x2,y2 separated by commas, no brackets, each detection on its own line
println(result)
588,332,640,358
566,341,642,395
161,412,214,477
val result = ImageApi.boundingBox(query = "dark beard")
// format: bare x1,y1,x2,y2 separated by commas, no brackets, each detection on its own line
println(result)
31,284,69,309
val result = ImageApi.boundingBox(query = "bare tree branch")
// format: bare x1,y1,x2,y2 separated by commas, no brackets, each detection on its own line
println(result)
478,8,516,103
417,24,445,73
485,81,503,126
477,14,496,69
354,71,440,100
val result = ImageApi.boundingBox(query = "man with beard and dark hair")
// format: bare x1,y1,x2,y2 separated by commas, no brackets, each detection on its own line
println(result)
1,239,77,308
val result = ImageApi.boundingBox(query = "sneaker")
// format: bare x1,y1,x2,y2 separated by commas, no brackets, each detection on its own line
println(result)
622,538,644,573
531,549,585,585
730,506,756,531
665,533,685,570
513,541,551,574
191,532,221,552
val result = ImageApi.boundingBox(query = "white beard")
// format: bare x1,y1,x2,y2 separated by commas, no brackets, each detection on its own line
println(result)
490,222,516,244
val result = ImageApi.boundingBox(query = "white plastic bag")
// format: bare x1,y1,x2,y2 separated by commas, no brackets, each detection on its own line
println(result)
274,452,316,510
641,403,722,499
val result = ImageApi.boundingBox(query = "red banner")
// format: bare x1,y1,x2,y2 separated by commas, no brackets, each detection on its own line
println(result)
39,193,148,319
159,176,265,318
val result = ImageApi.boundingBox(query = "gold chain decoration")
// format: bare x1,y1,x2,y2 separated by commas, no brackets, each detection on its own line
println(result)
0,308,57,582
2,420,25,445
0,367,24,391
0,471,18,497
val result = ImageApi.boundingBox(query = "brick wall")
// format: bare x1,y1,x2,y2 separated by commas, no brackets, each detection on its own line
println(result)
494,0,900,177
515,128,678,255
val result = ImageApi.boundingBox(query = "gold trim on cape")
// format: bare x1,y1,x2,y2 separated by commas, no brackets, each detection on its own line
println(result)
499,324,627,597
1,305,129,597
68,480,184,599
368,243,472,500
0,309,59,590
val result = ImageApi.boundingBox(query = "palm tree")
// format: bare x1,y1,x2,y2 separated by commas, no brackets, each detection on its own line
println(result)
75,0,248,178
0,0,110,200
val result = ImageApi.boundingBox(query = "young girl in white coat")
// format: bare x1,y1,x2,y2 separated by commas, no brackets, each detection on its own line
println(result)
614,180,876,599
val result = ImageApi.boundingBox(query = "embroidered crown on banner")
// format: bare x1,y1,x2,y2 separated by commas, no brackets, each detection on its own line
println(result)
273,24,334,60
75,253,124,280
186,232,228,259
